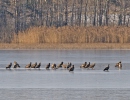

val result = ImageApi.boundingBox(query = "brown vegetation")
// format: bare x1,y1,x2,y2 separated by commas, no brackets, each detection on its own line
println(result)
12,26,130,44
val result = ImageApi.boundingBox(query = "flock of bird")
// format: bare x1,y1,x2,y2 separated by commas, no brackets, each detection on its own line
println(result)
5,61,122,72
80,61,122,71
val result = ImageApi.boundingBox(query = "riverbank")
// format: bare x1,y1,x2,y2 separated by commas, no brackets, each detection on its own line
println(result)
0,43,130,50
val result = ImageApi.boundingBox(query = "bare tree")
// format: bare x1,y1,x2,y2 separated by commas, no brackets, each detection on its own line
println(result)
64,0,68,25
99,0,103,26
93,0,97,26
84,0,88,26
105,0,109,26
71,0,76,26
79,0,83,26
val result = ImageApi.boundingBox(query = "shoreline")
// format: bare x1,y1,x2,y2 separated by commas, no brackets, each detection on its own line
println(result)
0,43,130,50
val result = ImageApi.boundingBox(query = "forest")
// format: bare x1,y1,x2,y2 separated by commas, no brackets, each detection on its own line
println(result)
0,0,130,43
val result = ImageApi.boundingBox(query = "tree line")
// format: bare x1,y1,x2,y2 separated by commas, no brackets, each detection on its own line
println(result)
0,0,130,42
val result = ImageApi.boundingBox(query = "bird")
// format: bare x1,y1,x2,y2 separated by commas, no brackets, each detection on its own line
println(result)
13,61,20,68
62,62,71,69
62,63,68,68
31,62,37,68
89,63,95,69
13,64,20,68
25,62,31,68
14,64,17,68
103,64,110,71
67,62,72,69
115,61,121,67
69,65,74,72
14,61,17,65
46,63,50,69
85,62,90,68
35,63,41,68
118,62,122,69
115,61,122,69
80,62,87,68
57,61,63,68
16,64,20,68
6,63,12,69
51,63,57,69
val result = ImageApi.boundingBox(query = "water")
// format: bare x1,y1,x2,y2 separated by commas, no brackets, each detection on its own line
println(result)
0,50,130,100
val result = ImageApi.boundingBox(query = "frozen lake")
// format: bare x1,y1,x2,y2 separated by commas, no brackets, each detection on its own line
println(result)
0,50,130,100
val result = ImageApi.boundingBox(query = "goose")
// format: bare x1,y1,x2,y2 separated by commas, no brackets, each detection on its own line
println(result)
25,62,31,68
89,63,95,69
69,65,74,72
46,63,50,69
6,63,12,69
103,64,110,71
80,62,87,68
31,62,37,68
35,63,41,68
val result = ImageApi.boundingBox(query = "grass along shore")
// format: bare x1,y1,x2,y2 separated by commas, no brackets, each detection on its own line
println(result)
0,43,130,49
1,26,130,49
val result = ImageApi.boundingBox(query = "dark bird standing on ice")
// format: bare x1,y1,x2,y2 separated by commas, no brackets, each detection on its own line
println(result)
13,61,20,68
67,62,72,69
69,65,74,72
6,63,12,69
46,63,50,69
85,62,90,68
35,62,41,68
103,64,110,71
